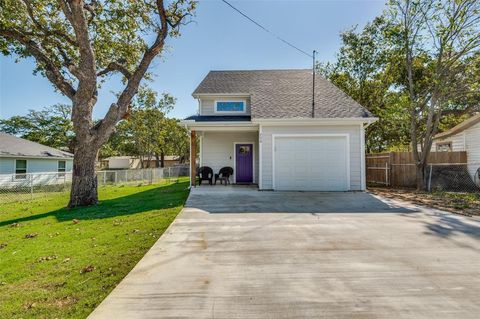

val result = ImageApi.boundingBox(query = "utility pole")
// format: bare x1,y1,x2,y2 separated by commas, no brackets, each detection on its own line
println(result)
312,50,317,118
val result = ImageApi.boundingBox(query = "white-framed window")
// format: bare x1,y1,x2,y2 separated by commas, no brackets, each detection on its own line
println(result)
214,100,246,113
436,142,452,152
58,160,66,177
15,159,27,179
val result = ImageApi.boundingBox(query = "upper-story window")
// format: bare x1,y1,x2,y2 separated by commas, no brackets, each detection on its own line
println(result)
214,100,246,113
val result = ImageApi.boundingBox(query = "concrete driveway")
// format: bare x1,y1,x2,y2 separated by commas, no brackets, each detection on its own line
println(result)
89,187,480,319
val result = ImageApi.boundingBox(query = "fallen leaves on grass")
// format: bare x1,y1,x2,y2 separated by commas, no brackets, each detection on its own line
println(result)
24,302,37,310
80,265,95,274
0,243,7,249
37,255,58,263
72,219,80,224
369,187,480,216
25,233,38,239
10,222,20,228
53,296,77,308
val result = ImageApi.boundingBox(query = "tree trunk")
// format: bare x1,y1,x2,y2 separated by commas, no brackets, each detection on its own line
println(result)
415,162,427,191
68,141,99,207
160,152,165,168
155,153,160,168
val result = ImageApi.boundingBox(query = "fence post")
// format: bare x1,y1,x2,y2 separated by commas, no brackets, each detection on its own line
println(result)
103,171,106,185
114,171,117,184
30,174,34,199
385,162,389,186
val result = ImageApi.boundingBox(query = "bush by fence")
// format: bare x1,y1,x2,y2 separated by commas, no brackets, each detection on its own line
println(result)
366,152,480,192
0,165,190,204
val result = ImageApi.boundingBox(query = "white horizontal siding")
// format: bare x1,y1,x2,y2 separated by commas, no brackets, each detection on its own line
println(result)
201,131,259,183
200,96,251,115
432,122,480,181
465,123,480,180
0,157,73,174
260,125,362,191
0,158,14,174
432,133,465,152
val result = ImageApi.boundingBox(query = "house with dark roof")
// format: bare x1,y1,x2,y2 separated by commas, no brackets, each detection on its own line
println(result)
181,69,377,191
0,133,73,183
431,113,480,180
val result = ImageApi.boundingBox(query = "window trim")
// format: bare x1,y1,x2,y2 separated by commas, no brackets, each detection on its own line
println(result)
214,99,247,114
15,159,27,179
436,141,452,152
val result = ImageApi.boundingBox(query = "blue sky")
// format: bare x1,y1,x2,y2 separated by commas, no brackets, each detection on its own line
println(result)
0,0,386,120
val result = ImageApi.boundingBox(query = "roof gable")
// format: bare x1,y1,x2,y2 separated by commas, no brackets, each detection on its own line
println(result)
434,113,480,140
192,69,374,119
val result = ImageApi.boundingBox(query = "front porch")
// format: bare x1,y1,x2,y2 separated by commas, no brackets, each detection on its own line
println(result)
190,130,259,186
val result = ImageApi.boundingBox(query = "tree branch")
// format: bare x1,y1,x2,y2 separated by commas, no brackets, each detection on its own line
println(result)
94,0,170,143
0,28,76,99
97,61,132,79
21,0,77,46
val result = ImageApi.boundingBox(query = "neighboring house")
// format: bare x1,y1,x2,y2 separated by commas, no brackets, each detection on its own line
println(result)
181,69,377,191
0,132,73,186
432,113,480,180
101,156,181,169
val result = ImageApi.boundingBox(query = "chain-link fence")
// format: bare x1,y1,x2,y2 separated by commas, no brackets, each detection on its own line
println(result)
367,160,480,193
427,163,480,193
0,165,189,204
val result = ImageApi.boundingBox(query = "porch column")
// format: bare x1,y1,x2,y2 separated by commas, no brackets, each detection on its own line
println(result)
190,130,196,187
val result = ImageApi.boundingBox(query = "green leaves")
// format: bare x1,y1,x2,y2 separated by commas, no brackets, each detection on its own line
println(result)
0,104,74,152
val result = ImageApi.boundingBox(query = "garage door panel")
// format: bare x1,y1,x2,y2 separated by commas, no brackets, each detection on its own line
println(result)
274,136,348,191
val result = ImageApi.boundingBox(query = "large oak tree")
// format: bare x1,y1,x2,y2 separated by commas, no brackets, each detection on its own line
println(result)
0,0,196,206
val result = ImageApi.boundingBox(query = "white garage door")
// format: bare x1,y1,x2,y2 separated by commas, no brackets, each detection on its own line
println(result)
273,135,349,191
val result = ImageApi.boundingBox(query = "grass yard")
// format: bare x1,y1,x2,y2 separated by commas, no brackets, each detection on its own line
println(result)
0,178,190,318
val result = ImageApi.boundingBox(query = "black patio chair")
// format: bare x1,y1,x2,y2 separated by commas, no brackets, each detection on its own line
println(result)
197,166,213,185
215,167,234,186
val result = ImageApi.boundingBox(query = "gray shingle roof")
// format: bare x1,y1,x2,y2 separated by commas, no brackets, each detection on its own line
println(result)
0,133,73,159
193,69,374,119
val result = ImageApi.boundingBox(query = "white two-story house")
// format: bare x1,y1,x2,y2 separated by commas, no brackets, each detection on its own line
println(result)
182,69,377,191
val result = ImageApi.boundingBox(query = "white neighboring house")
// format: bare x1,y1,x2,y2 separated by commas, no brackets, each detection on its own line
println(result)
432,113,480,180
0,133,73,187
182,69,378,191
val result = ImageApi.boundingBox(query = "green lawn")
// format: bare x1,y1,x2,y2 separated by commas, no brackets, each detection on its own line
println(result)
0,179,190,318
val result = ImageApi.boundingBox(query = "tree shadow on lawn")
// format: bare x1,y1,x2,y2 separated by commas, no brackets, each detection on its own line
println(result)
0,181,190,228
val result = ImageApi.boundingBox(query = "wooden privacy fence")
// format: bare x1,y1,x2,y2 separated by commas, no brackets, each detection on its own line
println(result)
366,152,467,188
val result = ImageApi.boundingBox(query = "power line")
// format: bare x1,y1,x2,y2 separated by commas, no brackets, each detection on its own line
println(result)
221,0,313,58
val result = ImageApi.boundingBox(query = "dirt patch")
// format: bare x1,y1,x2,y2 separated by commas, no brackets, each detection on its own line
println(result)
369,187,480,217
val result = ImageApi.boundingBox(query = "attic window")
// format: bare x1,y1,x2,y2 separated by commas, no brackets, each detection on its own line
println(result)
215,100,245,113
436,142,452,152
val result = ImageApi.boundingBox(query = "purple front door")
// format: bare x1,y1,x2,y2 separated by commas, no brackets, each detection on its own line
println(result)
235,144,253,183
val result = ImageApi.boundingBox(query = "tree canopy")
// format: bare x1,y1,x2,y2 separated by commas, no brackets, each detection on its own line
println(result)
0,104,75,152
0,0,196,206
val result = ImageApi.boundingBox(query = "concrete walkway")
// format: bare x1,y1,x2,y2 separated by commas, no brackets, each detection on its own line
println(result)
88,188,480,319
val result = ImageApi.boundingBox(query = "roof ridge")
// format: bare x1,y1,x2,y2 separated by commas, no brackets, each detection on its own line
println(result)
209,69,312,72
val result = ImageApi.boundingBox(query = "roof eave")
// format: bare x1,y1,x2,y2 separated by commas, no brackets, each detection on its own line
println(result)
252,117,378,125
0,154,74,160
192,93,251,98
